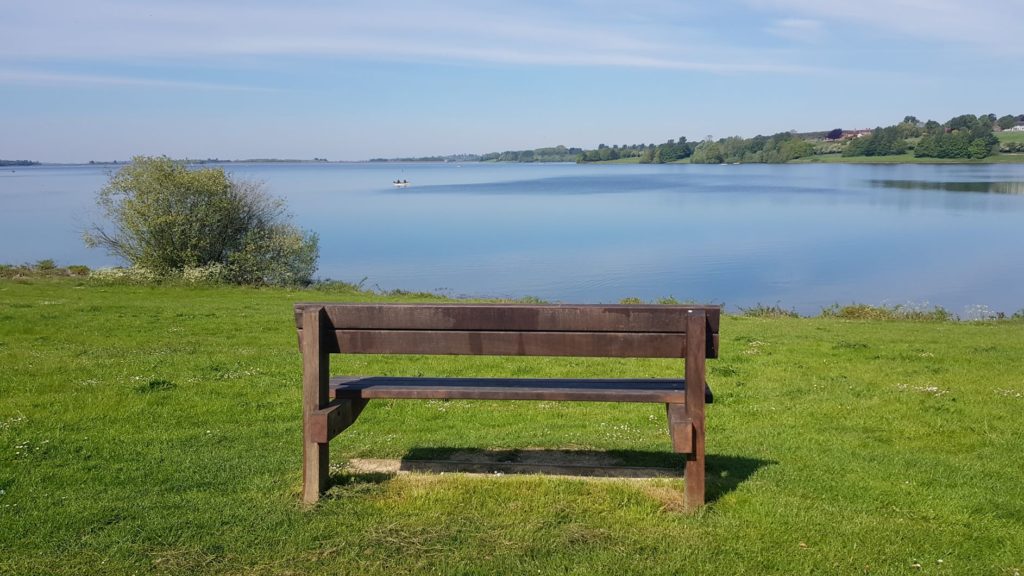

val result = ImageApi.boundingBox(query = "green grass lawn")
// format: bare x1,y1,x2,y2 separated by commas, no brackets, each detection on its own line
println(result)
2,279,1023,574
792,152,1024,164
997,131,1024,144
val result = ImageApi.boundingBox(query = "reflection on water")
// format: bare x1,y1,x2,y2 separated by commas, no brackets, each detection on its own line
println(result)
3,162,1024,313
871,179,1024,194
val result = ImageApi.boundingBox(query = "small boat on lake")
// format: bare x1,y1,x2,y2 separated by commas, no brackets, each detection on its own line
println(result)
392,179,409,188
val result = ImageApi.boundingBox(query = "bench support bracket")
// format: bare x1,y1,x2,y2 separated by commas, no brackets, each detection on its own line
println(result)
310,398,369,443
666,404,693,454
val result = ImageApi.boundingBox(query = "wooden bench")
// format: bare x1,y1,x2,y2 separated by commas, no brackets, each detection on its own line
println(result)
295,303,720,509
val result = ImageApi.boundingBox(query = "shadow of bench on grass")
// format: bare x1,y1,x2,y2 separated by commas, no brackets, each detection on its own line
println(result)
329,448,772,505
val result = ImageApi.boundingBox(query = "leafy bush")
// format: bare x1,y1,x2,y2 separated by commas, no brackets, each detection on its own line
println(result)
740,303,799,318
0,261,90,278
84,156,318,285
820,303,952,321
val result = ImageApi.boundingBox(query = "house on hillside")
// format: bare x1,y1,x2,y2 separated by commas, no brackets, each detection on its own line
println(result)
1006,124,1024,132
841,129,873,140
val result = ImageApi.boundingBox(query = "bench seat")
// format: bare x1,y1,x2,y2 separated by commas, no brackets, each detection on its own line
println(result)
331,376,714,404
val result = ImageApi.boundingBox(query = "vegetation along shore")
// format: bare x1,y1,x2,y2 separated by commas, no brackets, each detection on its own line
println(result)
8,114,1024,168
383,112,1024,166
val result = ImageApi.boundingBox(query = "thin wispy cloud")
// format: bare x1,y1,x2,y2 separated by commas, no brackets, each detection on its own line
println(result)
0,1,814,74
766,19,824,43
749,0,1024,54
0,68,277,92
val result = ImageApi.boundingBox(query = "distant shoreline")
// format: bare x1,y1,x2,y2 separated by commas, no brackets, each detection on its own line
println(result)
9,154,1024,168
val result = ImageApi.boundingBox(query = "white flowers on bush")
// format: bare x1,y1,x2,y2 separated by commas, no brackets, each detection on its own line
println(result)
182,263,227,284
90,266,159,282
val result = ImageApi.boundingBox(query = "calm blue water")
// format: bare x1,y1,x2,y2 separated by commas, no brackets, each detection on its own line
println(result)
2,161,1024,314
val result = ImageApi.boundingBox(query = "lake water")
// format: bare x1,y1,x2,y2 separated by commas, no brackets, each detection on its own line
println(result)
2,161,1024,314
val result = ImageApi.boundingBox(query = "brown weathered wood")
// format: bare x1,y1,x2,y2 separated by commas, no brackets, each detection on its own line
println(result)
666,403,693,454
297,329,719,359
295,302,717,510
295,303,720,333
331,330,686,358
330,376,690,403
301,307,331,505
683,309,707,511
309,398,369,443
296,304,721,358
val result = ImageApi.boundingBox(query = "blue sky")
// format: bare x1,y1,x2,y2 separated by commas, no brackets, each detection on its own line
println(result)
3,0,1023,162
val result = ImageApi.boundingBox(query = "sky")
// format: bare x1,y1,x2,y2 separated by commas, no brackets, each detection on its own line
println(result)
3,0,1024,162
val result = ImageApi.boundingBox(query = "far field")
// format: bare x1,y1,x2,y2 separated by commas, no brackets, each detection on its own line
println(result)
2,278,1023,574
586,131,1024,164
997,130,1024,144
792,152,1024,164
593,153,1024,165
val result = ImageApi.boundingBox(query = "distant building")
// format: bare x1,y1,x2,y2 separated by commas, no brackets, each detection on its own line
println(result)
1007,125,1024,132
841,129,874,140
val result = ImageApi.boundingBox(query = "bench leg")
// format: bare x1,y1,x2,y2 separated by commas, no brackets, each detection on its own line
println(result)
302,438,329,505
684,420,705,511
301,307,331,505
666,402,704,511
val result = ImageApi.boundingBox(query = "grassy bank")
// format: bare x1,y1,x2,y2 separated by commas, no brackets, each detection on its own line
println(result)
791,152,1024,164
997,131,1024,145
2,279,1023,574
586,153,1024,165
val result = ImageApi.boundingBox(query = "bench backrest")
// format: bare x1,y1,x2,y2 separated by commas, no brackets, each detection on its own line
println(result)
294,303,719,359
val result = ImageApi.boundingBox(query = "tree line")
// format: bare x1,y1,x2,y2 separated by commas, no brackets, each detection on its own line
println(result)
484,112,1023,164
838,114,1010,160
577,139,695,163
576,132,815,164
479,146,583,162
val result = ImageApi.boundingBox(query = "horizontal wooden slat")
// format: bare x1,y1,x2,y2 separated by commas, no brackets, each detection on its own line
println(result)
298,329,719,359
295,303,720,334
330,376,696,403
307,329,686,358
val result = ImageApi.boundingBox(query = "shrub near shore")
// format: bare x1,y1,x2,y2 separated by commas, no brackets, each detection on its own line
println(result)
1,276,1023,574
83,156,319,286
